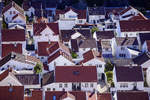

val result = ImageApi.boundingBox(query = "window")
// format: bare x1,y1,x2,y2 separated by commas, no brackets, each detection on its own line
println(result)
97,20,99,23
10,11,12,15
119,54,126,57
45,34,48,36
85,83,88,87
105,48,109,51
96,65,102,68
99,65,102,68
79,20,82,23
47,88,51,91
121,47,125,50
83,48,86,51
64,84,68,88
120,83,128,88
59,84,62,88
53,88,55,91
64,43,68,46
90,83,93,87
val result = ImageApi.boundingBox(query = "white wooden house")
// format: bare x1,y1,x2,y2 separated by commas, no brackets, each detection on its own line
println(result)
43,66,97,92
113,66,144,91
33,23,59,49
2,1,25,23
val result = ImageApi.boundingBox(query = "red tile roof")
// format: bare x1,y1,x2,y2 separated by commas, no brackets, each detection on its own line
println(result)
60,92,75,100
97,93,112,100
120,20,150,32
77,10,87,19
55,66,97,82
25,90,42,100
87,92,97,100
81,50,104,64
2,44,22,57
45,91,86,100
2,1,24,15
2,29,25,42
115,66,144,82
48,50,72,63
117,91,149,100
129,13,148,21
47,42,70,55
37,42,56,56
36,17,48,23
33,23,59,36
0,86,24,100
12,13,26,21
120,6,133,15
37,41,70,57
0,69,11,81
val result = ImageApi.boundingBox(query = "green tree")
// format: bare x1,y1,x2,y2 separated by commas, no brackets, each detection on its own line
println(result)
104,60,114,72
34,63,43,74
105,71,113,83
71,52,78,58
91,27,99,34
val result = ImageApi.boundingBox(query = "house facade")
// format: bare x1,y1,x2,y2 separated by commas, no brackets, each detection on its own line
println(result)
43,66,97,92
2,1,25,23
0,52,42,72
113,66,144,91
112,37,139,58
56,7,86,30
80,50,105,81
33,23,59,49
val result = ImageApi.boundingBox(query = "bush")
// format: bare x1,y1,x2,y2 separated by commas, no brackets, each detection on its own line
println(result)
106,71,113,83
91,27,99,34
104,60,114,72
71,52,78,58
34,63,43,74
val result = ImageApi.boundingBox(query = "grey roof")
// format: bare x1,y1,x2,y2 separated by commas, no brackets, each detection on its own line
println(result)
42,71,54,86
88,7,105,15
71,39,79,52
15,74,40,85
113,58,134,66
96,31,114,39
133,52,150,65
116,37,138,46
61,29,92,42
139,33,150,45
79,38,97,48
